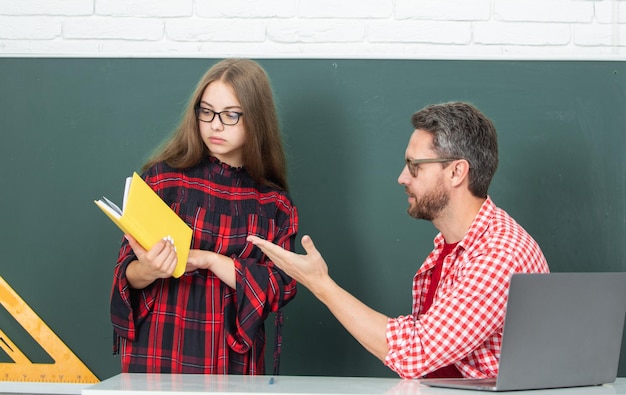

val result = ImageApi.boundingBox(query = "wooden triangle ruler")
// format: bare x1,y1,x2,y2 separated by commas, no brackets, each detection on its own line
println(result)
0,275,99,384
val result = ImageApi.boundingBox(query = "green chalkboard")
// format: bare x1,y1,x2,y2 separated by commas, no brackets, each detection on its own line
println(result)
0,58,624,380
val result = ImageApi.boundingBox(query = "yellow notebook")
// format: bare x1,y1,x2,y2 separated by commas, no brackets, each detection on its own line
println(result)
94,172,192,278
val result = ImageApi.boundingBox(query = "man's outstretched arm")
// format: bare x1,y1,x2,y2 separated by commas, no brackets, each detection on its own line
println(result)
247,234,390,361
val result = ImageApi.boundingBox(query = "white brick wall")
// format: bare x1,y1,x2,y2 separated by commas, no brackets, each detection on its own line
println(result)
0,0,624,59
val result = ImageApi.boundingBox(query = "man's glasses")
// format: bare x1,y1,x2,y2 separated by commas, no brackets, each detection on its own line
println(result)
195,105,244,126
405,158,460,177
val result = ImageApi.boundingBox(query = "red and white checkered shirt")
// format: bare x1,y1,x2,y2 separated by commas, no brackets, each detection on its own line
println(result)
385,197,549,379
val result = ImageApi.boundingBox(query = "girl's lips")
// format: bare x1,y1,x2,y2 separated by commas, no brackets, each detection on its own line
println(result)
209,137,225,144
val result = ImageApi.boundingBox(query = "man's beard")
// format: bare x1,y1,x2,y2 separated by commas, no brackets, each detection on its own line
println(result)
407,182,449,221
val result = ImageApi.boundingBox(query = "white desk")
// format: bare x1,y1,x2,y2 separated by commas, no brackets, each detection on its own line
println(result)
81,374,626,395
0,382,91,395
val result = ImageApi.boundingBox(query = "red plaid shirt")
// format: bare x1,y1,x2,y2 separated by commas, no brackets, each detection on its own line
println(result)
110,156,298,374
385,197,549,379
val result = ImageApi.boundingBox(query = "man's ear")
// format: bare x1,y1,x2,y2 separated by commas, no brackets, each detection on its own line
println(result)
449,159,471,187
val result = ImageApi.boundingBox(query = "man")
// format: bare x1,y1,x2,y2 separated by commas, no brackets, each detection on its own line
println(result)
248,102,549,379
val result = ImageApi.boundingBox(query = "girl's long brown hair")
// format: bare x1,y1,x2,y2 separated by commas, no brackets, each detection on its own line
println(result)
142,58,288,191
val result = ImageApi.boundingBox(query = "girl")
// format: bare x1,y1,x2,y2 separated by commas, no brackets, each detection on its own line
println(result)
110,58,298,375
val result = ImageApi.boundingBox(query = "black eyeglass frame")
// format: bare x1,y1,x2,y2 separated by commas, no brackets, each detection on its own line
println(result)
194,105,244,126
405,157,461,177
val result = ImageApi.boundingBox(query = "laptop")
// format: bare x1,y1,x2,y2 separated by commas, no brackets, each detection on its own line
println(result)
420,272,626,392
